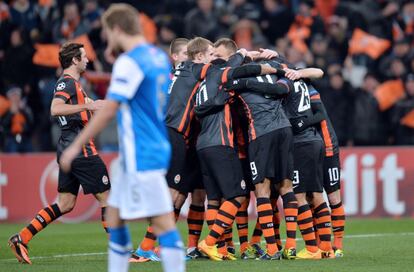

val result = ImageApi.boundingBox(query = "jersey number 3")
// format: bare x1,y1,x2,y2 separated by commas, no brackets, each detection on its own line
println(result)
294,81,311,112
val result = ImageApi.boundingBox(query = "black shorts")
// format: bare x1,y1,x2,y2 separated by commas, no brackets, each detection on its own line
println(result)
58,155,111,195
166,128,203,194
323,153,341,194
198,146,248,201
248,127,294,185
240,158,255,192
292,140,324,194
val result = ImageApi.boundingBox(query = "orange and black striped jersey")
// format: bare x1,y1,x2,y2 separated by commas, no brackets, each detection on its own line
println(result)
194,63,264,150
165,61,209,140
309,89,339,157
53,74,98,159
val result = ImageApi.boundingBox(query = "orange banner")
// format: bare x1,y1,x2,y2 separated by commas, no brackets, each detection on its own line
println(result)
400,109,414,128
348,28,391,59
374,79,405,111
33,35,96,68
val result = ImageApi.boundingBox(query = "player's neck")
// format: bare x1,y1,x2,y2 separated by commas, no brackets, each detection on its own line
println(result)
120,35,146,52
63,67,80,81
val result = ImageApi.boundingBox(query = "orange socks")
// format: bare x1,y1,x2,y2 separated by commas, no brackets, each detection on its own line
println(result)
187,204,205,248
297,204,318,253
256,198,278,256
19,204,62,245
330,201,345,250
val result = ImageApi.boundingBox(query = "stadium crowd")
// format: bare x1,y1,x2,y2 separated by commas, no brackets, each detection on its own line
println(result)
0,0,413,152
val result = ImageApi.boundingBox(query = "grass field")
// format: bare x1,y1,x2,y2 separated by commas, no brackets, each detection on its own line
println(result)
1,218,414,272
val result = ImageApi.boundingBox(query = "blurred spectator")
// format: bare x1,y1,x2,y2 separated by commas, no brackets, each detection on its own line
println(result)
35,0,60,43
221,0,260,28
351,73,389,146
1,27,34,92
325,15,349,63
260,0,293,45
184,0,224,41
0,86,33,153
318,71,354,146
9,0,39,39
287,0,325,53
53,1,87,43
390,74,414,145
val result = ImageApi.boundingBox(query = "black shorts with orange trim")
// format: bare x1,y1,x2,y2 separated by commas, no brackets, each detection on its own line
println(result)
292,140,324,194
58,155,110,195
198,145,248,200
166,128,203,194
323,152,341,194
248,127,294,185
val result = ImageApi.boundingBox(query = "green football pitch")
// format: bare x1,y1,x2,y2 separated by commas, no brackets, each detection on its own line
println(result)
1,219,414,272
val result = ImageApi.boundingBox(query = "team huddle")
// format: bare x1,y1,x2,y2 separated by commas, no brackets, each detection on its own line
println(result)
130,36,346,262
7,3,345,271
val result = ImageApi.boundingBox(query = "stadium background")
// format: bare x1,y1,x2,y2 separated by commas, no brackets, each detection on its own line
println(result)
0,0,414,271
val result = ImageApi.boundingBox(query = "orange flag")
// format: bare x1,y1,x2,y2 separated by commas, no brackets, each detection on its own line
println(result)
348,28,391,59
33,34,97,67
374,79,405,111
32,43,60,67
0,95,10,117
400,109,414,128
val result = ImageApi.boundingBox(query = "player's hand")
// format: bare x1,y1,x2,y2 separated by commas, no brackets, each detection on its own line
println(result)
284,68,302,81
86,99,106,111
258,48,279,59
237,48,248,57
246,50,260,60
60,145,80,173
260,64,277,75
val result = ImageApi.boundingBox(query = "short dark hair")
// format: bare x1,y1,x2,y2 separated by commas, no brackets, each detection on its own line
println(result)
214,38,238,53
59,43,84,69
170,38,189,56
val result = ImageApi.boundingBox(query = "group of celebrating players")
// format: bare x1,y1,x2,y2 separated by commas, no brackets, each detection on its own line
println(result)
7,4,345,270
130,36,346,261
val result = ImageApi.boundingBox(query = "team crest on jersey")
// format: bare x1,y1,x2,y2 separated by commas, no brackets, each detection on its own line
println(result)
241,179,246,190
102,175,109,185
56,82,66,91
174,174,181,184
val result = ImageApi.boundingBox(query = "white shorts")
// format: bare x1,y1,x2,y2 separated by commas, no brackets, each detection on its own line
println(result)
108,169,173,220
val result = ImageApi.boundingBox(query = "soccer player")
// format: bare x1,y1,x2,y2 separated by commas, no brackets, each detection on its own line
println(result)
192,43,277,260
228,60,335,259
285,73,345,257
7,42,110,265
218,44,299,260
131,38,208,261
60,4,185,272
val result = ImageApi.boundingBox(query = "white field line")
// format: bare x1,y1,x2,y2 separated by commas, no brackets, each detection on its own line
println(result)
1,232,414,262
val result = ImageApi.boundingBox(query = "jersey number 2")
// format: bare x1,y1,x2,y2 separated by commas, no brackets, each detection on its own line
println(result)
294,81,311,112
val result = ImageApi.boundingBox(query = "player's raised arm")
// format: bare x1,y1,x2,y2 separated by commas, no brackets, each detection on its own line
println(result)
284,67,324,81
